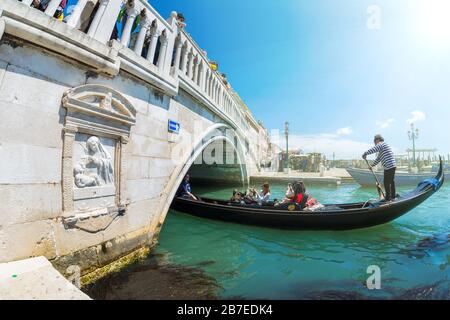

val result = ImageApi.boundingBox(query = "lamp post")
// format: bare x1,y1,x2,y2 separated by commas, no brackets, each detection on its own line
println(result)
284,121,289,171
408,123,419,167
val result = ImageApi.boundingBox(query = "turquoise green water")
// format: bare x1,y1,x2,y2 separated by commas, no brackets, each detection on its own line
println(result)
156,183,450,299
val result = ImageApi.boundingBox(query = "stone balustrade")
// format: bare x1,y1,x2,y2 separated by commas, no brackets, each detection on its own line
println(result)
12,0,251,134
176,30,249,134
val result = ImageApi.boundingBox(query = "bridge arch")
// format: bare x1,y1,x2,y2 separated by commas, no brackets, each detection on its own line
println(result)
150,123,249,234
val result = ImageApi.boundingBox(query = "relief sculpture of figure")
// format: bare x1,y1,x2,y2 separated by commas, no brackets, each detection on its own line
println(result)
99,92,113,112
74,163,99,188
74,136,115,188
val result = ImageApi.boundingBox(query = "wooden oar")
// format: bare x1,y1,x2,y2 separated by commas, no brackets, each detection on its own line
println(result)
365,159,386,199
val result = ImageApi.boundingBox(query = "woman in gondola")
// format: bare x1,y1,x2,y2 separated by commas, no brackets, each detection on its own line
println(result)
291,181,324,212
281,183,295,204
291,181,309,209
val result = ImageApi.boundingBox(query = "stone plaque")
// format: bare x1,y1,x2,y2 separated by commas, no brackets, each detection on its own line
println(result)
61,84,136,222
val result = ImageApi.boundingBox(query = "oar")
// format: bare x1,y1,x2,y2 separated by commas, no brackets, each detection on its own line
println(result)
365,159,386,199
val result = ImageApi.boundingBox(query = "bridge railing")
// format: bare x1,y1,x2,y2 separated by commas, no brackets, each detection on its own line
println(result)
13,0,251,132
176,29,248,132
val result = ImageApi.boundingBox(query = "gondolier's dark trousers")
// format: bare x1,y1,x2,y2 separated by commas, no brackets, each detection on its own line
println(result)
384,167,396,201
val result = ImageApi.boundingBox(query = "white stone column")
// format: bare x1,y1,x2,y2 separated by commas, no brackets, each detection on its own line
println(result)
209,76,213,97
199,62,205,89
120,4,139,47
87,0,111,40
217,86,221,105
45,0,63,17
216,84,220,104
192,56,199,84
203,69,209,93
172,36,183,76
146,23,159,64
180,44,188,75
66,0,89,28
208,77,212,97
133,11,151,55
157,31,169,71
186,50,193,79
217,86,220,104
162,12,179,75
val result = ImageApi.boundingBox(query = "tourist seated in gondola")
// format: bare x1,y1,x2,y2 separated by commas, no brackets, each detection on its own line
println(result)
291,181,309,209
230,189,257,205
291,181,324,212
242,189,257,205
230,190,246,204
255,182,271,206
178,174,198,200
280,183,295,204
230,189,241,202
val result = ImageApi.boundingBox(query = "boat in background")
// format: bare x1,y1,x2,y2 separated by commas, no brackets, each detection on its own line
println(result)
347,164,450,187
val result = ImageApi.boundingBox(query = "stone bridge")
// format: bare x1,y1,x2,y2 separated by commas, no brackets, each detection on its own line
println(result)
0,0,271,277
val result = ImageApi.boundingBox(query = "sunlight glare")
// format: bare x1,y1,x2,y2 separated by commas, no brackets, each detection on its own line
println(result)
416,0,450,48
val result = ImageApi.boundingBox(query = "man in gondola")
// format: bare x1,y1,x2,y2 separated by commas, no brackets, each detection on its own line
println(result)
362,134,397,201
178,174,197,200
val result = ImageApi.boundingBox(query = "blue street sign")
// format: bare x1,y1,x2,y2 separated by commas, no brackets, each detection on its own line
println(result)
168,119,180,134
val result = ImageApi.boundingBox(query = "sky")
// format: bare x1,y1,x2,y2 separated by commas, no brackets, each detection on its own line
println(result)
68,0,450,159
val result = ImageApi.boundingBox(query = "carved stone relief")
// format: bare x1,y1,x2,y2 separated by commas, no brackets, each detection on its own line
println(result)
61,84,136,231
73,135,115,188
72,133,117,212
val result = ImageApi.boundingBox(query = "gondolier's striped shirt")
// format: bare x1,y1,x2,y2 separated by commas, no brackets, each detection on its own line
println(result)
363,142,397,170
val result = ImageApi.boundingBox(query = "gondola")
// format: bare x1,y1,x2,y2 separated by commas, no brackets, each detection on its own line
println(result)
171,160,445,230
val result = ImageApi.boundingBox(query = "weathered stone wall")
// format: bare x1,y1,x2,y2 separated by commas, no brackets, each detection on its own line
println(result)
0,0,265,276
0,38,243,273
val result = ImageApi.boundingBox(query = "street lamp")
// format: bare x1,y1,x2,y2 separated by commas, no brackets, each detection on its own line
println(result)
408,123,419,167
284,122,289,170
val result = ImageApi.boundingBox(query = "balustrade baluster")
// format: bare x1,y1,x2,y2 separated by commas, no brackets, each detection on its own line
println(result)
44,0,61,17
86,0,111,40
186,49,193,78
204,69,209,93
146,21,159,64
120,3,139,47
156,30,169,71
172,35,183,76
192,56,199,83
66,0,88,28
180,43,188,74
198,62,203,86
133,10,151,55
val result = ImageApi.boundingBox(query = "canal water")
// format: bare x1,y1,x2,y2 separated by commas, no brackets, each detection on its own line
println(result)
85,182,450,300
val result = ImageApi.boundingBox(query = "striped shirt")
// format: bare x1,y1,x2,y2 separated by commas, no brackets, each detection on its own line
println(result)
363,142,396,170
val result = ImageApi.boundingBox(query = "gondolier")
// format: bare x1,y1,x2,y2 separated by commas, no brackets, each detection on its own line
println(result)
362,134,397,201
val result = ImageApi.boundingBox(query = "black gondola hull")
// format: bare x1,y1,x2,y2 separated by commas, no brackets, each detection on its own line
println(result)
171,160,444,230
